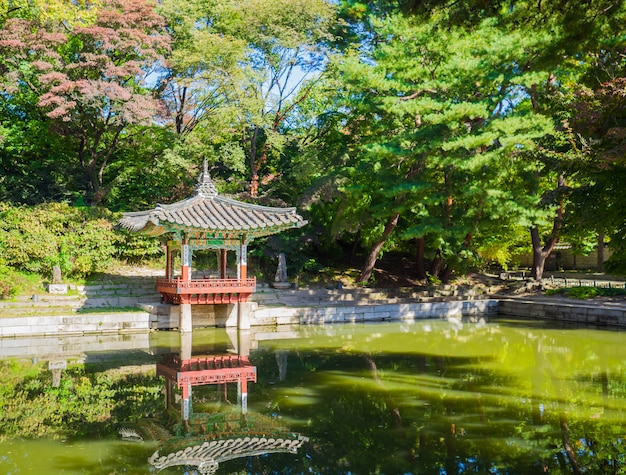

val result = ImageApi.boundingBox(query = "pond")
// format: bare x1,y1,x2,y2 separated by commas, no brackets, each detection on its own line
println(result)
1,317,625,474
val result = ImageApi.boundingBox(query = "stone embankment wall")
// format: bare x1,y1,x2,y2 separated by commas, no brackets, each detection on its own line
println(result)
0,331,154,360
0,286,498,336
0,312,152,337
253,300,497,325
2,284,626,337
498,298,626,326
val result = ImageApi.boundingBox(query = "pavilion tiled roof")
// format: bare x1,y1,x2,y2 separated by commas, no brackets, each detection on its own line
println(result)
149,434,309,474
117,164,307,239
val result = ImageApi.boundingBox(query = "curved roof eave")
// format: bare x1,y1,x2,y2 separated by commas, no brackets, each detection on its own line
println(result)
116,163,307,239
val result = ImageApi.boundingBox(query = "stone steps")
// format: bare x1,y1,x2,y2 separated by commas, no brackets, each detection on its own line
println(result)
0,280,162,317
250,286,482,307
0,278,486,319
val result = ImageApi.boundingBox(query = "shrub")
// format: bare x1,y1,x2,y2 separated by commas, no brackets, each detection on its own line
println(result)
0,202,121,279
0,205,59,274
0,202,167,282
113,229,163,264
0,261,19,299
566,286,600,299
546,286,626,299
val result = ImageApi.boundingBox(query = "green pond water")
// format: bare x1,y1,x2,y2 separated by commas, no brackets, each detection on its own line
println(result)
1,317,625,474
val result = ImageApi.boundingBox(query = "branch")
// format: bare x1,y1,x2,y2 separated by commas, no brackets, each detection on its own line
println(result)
271,78,317,131
399,88,437,101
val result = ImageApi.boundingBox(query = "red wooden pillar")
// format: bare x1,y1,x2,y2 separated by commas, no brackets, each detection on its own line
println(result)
165,243,172,279
182,383,191,420
181,237,190,281
240,375,248,414
219,249,227,279
239,242,247,280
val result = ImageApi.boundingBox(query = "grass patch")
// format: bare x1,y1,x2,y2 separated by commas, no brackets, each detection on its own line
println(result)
296,265,362,288
546,286,626,299
76,306,144,314
0,270,45,298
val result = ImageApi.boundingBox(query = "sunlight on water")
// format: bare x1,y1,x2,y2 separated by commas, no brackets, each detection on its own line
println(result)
1,317,625,474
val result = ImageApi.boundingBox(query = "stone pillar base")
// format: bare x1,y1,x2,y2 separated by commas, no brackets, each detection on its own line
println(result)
47,283,68,294
216,302,255,329
180,303,192,332
238,302,253,330
216,303,238,327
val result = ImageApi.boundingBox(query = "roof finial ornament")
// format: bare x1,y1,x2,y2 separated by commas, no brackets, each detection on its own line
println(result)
195,159,218,197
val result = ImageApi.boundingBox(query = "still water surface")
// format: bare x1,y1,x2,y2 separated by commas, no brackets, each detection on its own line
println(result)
1,317,625,474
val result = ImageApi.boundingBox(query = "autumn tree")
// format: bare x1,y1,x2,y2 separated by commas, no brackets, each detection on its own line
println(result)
0,0,170,205
568,76,626,274
517,1,626,279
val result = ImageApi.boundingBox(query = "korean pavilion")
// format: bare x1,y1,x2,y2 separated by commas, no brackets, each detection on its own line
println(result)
117,161,307,330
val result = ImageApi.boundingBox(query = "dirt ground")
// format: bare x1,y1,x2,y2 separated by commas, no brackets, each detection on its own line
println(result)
365,255,626,304
365,255,503,290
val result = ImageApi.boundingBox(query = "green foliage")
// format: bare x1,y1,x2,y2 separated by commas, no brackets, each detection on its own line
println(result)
113,231,163,264
2,0,626,282
0,203,70,275
157,0,338,196
328,5,565,279
546,286,626,299
0,202,159,279
604,233,626,278
0,260,19,299
249,230,311,282
0,360,162,439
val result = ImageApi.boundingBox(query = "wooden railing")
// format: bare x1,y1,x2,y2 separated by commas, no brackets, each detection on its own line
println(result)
156,277,256,292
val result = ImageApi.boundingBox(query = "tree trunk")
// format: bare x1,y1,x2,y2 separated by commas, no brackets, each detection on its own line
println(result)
530,174,565,280
175,85,187,135
597,230,605,272
363,353,403,430
248,127,259,197
416,237,426,280
358,212,400,283
559,412,582,475
430,252,443,278
440,266,453,284
529,225,557,281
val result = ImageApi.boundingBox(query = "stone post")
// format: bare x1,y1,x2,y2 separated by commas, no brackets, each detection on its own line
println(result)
225,327,251,356
52,265,62,284
48,265,68,294
180,331,192,360
216,303,238,327
272,253,291,289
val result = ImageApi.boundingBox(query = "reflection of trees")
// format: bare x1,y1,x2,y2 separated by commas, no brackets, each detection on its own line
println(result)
249,322,626,474
2,323,626,473
363,352,403,429
0,360,162,439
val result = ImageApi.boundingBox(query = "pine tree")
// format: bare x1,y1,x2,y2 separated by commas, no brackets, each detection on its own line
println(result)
333,5,558,282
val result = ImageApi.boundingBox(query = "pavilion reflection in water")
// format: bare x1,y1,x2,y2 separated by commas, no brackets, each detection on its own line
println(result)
121,341,308,474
